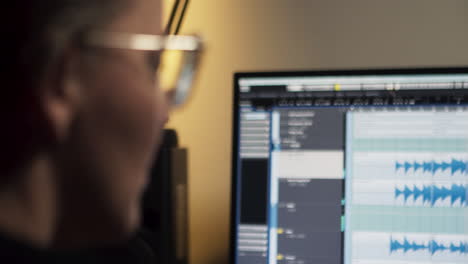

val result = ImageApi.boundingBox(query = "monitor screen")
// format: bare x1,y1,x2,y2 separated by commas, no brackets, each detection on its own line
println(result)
230,68,468,264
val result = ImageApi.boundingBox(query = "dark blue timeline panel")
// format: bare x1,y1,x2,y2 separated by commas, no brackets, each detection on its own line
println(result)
268,108,345,264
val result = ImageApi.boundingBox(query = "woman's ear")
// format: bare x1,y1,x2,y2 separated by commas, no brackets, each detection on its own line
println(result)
40,49,84,144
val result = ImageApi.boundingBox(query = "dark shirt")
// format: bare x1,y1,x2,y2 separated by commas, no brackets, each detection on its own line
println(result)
0,230,157,263
0,232,51,263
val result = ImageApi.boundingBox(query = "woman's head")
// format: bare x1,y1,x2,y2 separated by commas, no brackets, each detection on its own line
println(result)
1,0,168,247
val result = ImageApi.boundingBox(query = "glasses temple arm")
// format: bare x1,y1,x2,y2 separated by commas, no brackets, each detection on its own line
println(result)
165,0,181,35
174,0,190,35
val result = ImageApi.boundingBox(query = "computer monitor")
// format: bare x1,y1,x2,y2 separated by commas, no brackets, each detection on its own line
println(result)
230,68,468,264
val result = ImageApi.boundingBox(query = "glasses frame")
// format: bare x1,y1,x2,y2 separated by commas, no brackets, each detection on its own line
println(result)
85,32,203,107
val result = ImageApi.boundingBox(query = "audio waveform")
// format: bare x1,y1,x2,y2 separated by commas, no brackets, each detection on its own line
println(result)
390,237,468,255
395,159,467,175
394,184,467,206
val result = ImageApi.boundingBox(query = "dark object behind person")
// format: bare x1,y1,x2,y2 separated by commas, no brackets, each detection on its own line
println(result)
142,129,189,264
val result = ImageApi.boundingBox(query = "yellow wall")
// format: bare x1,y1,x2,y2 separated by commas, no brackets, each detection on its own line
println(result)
166,1,468,264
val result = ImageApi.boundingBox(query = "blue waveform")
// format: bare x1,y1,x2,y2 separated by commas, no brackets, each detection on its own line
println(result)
395,159,467,175
390,237,468,255
394,184,467,206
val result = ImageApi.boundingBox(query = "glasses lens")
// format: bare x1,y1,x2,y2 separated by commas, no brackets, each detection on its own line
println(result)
159,50,184,92
158,48,201,107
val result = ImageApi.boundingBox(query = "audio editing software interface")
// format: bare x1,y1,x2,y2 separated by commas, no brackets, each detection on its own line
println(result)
232,72,468,264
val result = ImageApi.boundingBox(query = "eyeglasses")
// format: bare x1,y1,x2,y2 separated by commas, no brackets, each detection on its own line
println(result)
85,32,203,107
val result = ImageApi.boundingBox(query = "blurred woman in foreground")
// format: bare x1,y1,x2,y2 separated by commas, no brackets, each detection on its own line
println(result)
0,0,201,261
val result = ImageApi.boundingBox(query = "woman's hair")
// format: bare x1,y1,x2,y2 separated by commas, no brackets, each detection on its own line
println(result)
0,1,128,181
